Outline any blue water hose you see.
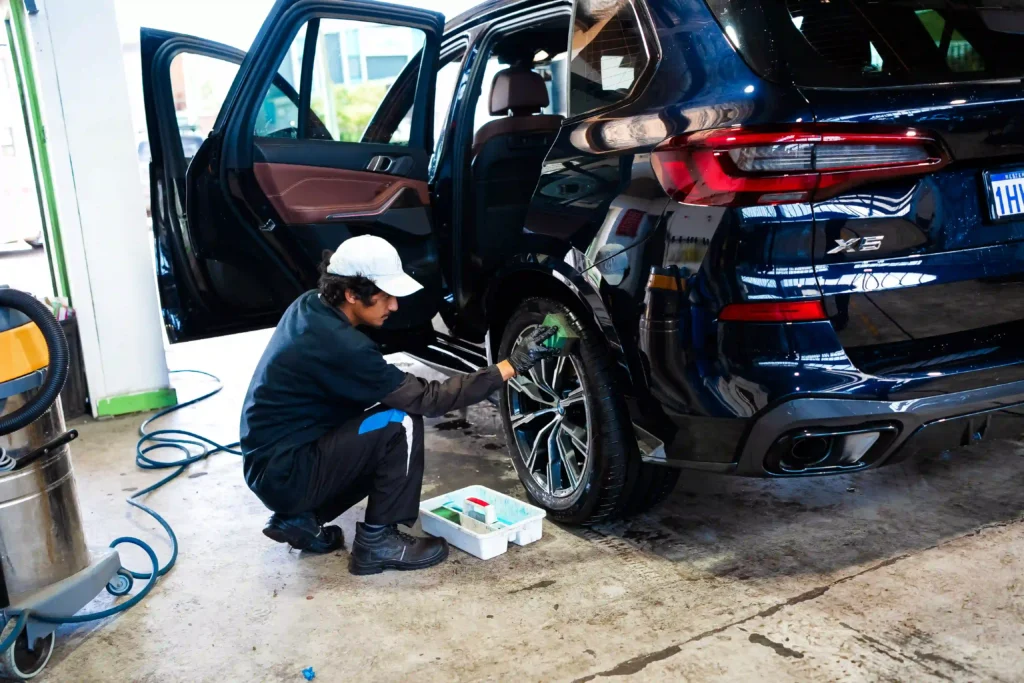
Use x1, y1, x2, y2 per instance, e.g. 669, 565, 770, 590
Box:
0, 370, 240, 652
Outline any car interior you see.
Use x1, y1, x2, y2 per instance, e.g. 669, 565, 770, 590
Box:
462, 19, 570, 287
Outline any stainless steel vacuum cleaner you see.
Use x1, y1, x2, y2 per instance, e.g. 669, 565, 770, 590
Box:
0, 287, 129, 680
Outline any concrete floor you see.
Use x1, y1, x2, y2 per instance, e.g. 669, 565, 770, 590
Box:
36, 330, 1024, 681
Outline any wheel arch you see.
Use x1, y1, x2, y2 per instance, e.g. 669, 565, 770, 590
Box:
483, 255, 643, 396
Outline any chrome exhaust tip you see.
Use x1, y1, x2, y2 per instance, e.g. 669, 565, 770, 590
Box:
766, 424, 899, 475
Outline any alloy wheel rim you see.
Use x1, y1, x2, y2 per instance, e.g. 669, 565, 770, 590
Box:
507, 327, 592, 498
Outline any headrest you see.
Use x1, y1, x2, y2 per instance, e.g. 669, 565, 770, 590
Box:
489, 68, 550, 116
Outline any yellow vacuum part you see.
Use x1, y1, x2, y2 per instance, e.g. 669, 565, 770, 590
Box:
0, 322, 49, 384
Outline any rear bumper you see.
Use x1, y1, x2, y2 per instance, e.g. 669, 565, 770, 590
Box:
657, 379, 1024, 476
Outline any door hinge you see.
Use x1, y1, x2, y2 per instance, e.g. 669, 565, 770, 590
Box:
259, 219, 276, 232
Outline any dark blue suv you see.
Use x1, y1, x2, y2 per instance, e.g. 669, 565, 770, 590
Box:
141, 0, 1024, 525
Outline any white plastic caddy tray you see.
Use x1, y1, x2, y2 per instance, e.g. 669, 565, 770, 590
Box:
420, 485, 546, 560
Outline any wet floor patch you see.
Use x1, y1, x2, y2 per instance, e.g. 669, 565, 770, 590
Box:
567, 443, 1024, 582
435, 419, 471, 431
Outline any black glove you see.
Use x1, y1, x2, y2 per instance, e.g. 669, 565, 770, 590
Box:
508, 326, 560, 376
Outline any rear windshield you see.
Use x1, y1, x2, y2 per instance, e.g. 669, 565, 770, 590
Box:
706, 0, 1024, 87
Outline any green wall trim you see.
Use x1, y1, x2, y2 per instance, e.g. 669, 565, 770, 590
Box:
96, 388, 178, 417
5, 17, 55, 296
8, 0, 72, 302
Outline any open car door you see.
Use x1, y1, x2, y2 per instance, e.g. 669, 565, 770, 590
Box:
141, 1, 445, 345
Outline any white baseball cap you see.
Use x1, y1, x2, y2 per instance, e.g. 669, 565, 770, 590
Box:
326, 235, 424, 297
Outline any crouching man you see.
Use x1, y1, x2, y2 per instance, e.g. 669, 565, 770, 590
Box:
240, 235, 557, 574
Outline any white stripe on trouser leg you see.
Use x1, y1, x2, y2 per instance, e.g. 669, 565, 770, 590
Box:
402, 415, 414, 476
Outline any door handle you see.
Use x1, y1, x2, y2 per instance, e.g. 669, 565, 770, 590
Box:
366, 155, 413, 176
367, 155, 395, 173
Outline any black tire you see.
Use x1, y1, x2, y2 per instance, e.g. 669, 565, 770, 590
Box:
621, 463, 680, 517
498, 298, 631, 525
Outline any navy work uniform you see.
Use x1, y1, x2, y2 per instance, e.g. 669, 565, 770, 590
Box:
240, 290, 503, 528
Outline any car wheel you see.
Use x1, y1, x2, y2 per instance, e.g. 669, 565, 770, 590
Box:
498, 298, 631, 525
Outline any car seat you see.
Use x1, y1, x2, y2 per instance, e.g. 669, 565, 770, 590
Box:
470, 67, 563, 275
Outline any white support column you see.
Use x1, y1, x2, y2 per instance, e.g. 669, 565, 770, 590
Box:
21, 0, 174, 416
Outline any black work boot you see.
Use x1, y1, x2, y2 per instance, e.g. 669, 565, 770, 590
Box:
263, 512, 344, 553
349, 523, 449, 575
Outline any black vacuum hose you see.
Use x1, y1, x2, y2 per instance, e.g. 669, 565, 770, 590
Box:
0, 288, 69, 436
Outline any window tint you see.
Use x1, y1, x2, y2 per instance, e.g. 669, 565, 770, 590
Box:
707, 0, 1024, 87
569, 0, 648, 117
915, 9, 985, 73
254, 83, 300, 138
254, 18, 426, 144
254, 24, 304, 138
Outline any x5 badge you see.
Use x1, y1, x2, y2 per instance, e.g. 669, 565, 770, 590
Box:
828, 236, 884, 254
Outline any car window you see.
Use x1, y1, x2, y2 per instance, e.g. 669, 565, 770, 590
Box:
430, 51, 466, 151
254, 83, 300, 138
385, 49, 466, 150
167, 52, 238, 151
181, 135, 204, 162
141, 51, 238, 213
569, 0, 649, 117
706, 0, 1024, 87
915, 9, 984, 73
255, 18, 426, 145
473, 56, 507, 132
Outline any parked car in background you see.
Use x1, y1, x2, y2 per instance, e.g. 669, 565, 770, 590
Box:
142, 0, 1024, 524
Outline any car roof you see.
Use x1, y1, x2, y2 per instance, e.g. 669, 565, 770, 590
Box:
446, 0, 569, 35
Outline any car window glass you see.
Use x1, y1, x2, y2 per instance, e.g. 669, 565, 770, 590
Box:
167, 52, 239, 156
430, 51, 466, 149
538, 50, 568, 118
310, 19, 425, 143
389, 51, 465, 150
706, 0, 1021, 87
914, 9, 985, 73
255, 18, 427, 144
141, 51, 238, 215
569, 0, 648, 117
254, 83, 300, 138
473, 55, 506, 132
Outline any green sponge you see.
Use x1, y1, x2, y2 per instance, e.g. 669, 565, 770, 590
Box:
431, 506, 461, 523
541, 313, 579, 356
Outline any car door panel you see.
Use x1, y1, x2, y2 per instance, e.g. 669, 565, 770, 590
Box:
142, 29, 301, 342
249, 156, 443, 333
252, 163, 430, 226
143, 1, 446, 343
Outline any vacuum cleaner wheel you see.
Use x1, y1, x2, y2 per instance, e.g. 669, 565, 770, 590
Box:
0, 627, 54, 681
106, 569, 134, 597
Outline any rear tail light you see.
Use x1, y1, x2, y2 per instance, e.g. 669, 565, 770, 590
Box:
719, 301, 827, 323
651, 125, 949, 207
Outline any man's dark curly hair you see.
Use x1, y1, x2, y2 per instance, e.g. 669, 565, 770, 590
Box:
318, 249, 382, 308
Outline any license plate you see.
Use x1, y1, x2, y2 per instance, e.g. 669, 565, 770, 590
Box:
985, 169, 1024, 221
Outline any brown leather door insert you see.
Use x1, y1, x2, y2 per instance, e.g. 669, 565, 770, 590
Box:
253, 162, 429, 224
